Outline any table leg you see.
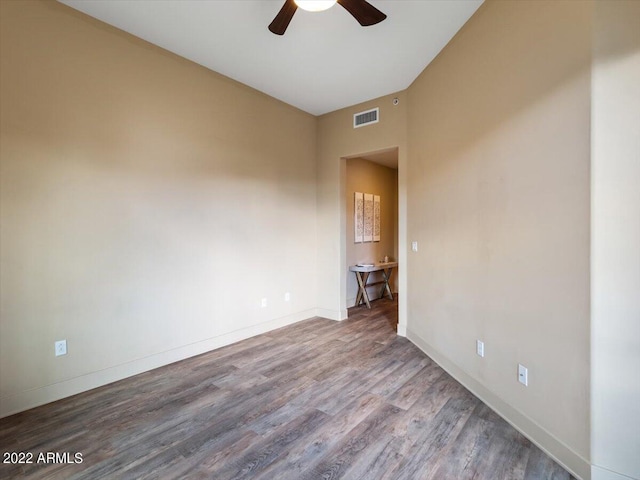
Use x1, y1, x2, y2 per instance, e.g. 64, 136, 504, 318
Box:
355, 272, 364, 306
379, 268, 394, 300
355, 271, 372, 308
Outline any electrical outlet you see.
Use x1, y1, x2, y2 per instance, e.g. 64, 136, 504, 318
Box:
261, 298, 268, 308
55, 340, 67, 357
518, 364, 528, 386
476, 340, 484, 357
284, 292, 290, 302
411, 241, 418, 252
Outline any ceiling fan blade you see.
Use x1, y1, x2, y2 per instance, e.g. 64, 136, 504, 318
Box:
269, 0, 298, 35
337, 0, 386, 26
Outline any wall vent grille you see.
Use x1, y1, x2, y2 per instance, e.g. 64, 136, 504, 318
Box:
353, 108, 379, 128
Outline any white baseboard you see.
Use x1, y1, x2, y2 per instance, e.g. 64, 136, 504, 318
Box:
0, 309, 317, 419
406, 328, 590, 480
316, 308, 347, 321
396, 323, 407, 337
592, 465, 639, 480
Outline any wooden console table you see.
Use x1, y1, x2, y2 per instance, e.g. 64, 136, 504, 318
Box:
349, 262, 398, 309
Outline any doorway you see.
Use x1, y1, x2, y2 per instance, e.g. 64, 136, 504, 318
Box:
344, 147, 399, 330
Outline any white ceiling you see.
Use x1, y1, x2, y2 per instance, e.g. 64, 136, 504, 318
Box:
58, 0, 483, 116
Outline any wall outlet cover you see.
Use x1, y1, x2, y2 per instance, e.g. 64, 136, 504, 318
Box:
518, 364, 528, 386
55, 340, 67, 357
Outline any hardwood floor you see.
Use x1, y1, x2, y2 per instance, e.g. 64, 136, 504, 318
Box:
0, 299, 574, 479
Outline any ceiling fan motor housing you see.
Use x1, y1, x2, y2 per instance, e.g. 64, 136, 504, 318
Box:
269, 0, 387, 35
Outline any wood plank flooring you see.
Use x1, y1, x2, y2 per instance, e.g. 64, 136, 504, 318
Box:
0, 299, 575, 479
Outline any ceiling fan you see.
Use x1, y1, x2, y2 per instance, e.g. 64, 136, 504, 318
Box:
269, 0, 387, 35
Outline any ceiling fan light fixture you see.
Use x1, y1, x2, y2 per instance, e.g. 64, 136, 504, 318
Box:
294, 0, 337, 12
270, 0, 386, 35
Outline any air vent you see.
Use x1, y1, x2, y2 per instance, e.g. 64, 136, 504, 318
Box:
353, 107, 379, 128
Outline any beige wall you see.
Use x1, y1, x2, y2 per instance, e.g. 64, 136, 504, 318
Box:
406, 1, 592, 477
591, 2, 640, 479
316, 93, 407, 323
346, 157, 398, 305
0, 0, 317, 417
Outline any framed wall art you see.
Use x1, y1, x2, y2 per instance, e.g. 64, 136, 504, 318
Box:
354, 192, 364, 243
364, 193, 374, 242
373, 195, 380, 242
